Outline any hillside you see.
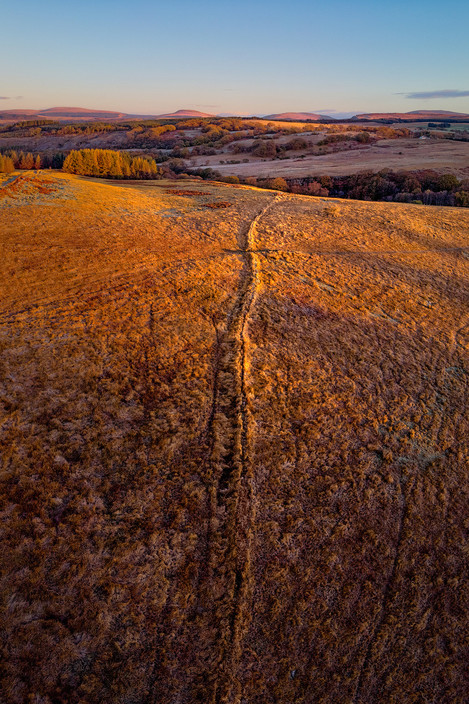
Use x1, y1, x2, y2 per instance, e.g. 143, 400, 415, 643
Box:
206, 135, 469, 178
0, 107, 129, 122
2, 106, 469, 125
156, 109, 215, 118
0, 107, 214, 123
0, 172, 468, 704
39, 107, 128, 118
4, 114, 468, 187
264, 112, 331, 121
355, 110, 469, 121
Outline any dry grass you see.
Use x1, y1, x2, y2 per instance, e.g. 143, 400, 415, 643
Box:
1, 172, 468, 704
199, 137, 469, 178
0, 172, 60, 201
203, 201, 232, 209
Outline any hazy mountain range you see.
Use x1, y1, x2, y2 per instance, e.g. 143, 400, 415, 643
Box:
1, 106, 469, 123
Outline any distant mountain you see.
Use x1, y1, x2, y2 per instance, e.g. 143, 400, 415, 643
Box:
354, 110, 469, 121
264, 112, 333, 121
0, 106, 134, 122
0, 107, 215, 123
153, 109, 215, 119
0, 109, 39, 116
39, 107, 127, 118
3, 106, 468, 125
407, 110, 469, 116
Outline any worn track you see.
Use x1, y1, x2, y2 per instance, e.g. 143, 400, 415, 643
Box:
196, 196, 280, 704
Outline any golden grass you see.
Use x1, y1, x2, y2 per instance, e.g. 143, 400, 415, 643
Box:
1, 172, 468, 704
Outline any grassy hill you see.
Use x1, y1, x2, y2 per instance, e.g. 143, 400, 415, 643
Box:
1, 172, 468, 704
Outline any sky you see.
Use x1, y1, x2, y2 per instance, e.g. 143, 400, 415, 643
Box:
2, 0, 469, 116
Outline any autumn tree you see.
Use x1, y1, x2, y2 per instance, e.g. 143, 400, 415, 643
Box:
263, 177, 288, 191
19, 152, 34, 169
252, 140, 278, 158
62, 149, 161, 180
0, 154, 14, 172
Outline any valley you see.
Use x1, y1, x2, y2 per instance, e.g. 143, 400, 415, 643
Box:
2, 113, 468, 208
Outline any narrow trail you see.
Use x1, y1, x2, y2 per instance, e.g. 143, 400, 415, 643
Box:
145, 197, 279, 704
198, 195, 280, 704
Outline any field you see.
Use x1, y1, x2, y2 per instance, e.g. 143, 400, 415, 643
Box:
1, 171, 468, 704
387, 122, 469, 131
194, 137, 469, 178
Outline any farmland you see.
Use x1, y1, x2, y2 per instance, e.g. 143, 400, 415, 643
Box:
1, 172, 468, 704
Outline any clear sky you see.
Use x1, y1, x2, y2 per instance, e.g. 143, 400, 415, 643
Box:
2, 0, 469, 116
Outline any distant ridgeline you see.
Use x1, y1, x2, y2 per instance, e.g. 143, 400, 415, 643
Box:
63, 149, 161, 179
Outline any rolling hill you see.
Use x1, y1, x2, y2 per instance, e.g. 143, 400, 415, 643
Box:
38, 107, 128, 119
354, 109, 469, 121
0, 107, 129, 122
0, 107, 215, 123
3, 106, 469, 125
265, 112, 333, 121
155, 109, 215, 118
0, 172, 468, 704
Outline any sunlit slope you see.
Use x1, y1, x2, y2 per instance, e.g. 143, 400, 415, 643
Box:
245, 199, 468, 703
0, 172, 268, 311
1, 173, 468, 704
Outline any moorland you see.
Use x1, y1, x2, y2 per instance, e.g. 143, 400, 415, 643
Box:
1, 112, 469, 207
1, 170, 468, 703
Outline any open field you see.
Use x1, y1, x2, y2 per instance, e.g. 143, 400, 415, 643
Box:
193, 137, 469, 178
1, 172, 468, 704
387, 122, 469, 131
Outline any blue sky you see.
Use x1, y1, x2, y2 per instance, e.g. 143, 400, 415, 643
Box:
2, 0, 469, 115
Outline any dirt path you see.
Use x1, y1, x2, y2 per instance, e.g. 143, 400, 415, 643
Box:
196, 195, 280, 704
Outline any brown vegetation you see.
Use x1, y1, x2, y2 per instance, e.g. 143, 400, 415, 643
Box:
2, 115, 468, 200
207, 137, 469, 179
0, 172, 59, 201
203, 200, 232, 209
165, 188, 206, 196
1, 173, 468, 703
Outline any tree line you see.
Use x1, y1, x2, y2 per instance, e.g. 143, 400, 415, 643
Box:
63, 149, 161, 179
0, 150, 65, 172
0, 148, 160, 180
188, 167, 469, 207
